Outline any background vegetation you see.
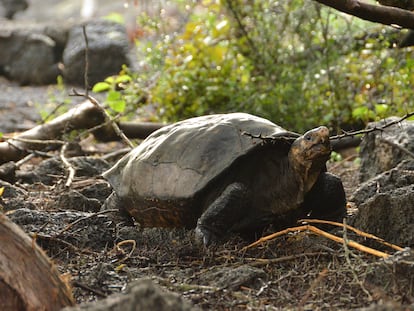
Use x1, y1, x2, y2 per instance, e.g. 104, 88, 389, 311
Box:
95, 0, 414, 133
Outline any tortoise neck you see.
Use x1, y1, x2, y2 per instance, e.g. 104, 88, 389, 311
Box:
288, 151, 324, 194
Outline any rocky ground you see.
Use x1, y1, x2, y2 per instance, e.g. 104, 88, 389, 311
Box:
1, 1, 414, 310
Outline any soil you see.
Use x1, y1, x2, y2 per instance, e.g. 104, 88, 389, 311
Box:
1, 141, 414, 310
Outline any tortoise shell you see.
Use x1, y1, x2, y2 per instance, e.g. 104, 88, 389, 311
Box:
104, 113, 298, 202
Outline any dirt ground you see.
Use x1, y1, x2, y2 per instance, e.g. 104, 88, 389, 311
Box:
1, 135, 413, 310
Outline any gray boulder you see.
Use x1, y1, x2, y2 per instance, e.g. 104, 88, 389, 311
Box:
0, 0, 27, 19
0, 21, 68, 84
62, 279, 198, 311
63, 19, 130, 85
351, 160, 414, 246
196, 265, 267, 290
351, 117, 414, 247
359, 117, 414, 182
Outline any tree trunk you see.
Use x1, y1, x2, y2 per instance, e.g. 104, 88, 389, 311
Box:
314, 0, 414, 29
0, 213, 74, 311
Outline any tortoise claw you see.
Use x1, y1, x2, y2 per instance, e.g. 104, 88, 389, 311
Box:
195, 225, 217, 246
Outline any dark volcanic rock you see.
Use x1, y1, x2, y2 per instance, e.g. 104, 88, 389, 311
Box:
63, 19, 130, 85
359, 117, 414, 182
8, 208, 117, 249
0, 0, 28, 19
352, 160, 414, 205
352, 117, 414, 248
197, 265, 267, 290
351, 160, 414, 246
0, 21, 69, 84
17, 156, 110, 185
62, 279, 198, 311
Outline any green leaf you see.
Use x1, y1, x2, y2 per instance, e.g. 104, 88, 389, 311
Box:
108, 100, 126, 113
104, 76, 115, 84
92, 82, 111, 92
115, 74, 132, 84
107, 90, 121, 101
104, 13, 125, 24
106, 91, 126, 113
375, 104, 388, 115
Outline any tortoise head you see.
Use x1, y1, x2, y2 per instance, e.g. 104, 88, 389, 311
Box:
289, 126, 331, 172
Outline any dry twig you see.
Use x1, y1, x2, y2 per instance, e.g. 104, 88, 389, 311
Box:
242, 224, 392, 258
70, 89, 134, 149
330, 111, 414, 140
114, 239, 137, 264
246, 252, 331, 267
55, 209, 118, 237
298, 268, 329, 307
341, 218, 373, 300
60, 143, 76, 188
299, 219, 404, 251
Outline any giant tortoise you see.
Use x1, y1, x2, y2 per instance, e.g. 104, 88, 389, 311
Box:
103, 113, 346, 245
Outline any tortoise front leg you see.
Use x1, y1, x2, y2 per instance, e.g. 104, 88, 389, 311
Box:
195, 182, 250, 246
301, 172, 347, 222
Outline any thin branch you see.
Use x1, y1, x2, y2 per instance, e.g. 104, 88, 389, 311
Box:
60, 143, 76, 188
70, 89, 134, 149
330, 111, 414, 140
299, 219, 404, 251
82, 24, 90, 95
223, 0, 260, 60
246, 252, 331, 267
341, 218, 373, 300
298, 268, 329, 307
242, 224, 392, 258
55, 209, 119, 237
114, 239, 137, 264
2, 136, 66, 146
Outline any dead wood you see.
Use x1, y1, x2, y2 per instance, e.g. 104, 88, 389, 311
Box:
331, 112, 414, 140
242, 223, 396, 258
0, 99, 165, 164
314, 0, 414, 29
92, 121, 166, 141
0, 213, 74, 311
0, 101, 105, 164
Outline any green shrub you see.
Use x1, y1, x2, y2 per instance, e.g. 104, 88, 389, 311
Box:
94, 0, 414, 132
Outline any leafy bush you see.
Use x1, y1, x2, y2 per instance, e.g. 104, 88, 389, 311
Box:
94, 0, 414, 132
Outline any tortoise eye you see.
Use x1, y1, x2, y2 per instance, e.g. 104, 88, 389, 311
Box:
304, 134, 312, 141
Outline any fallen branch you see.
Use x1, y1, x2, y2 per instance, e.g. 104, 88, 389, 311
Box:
242, 224, 393, 258
0, 101, 105, 164
93, 121, 166, 142
299, 219, 404, 251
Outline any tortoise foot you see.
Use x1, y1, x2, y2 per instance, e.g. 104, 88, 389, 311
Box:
195, 225, 220, 246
